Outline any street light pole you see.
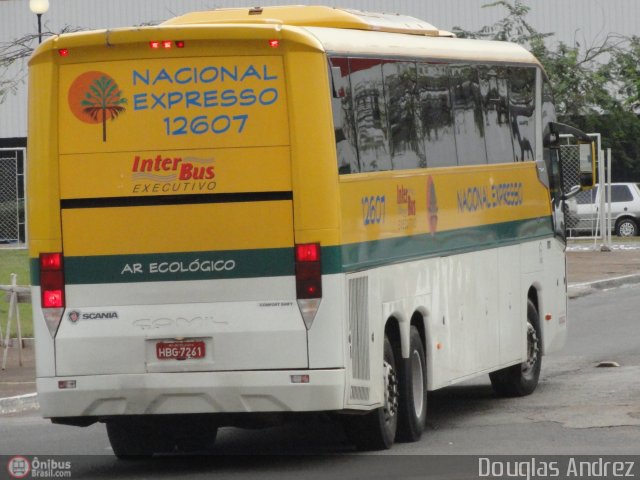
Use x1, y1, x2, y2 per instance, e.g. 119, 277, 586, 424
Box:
37, 13, 43, 44
29, 0, 50, 44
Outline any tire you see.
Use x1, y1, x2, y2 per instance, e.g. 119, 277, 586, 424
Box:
107, 416, 218, 458
489, 300, 541, 397
397, 326, 427, 442
173, 422, 218, 454
616, 218, 638, 237
106, 420, 156, 459
343, 335, 399, 451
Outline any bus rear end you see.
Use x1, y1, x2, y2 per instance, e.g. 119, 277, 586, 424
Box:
28, 23, 344, 453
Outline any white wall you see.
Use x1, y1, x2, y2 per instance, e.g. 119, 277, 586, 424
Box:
1, 0, 638, 139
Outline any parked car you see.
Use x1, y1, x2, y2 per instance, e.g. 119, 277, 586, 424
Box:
566, 183, 640, 237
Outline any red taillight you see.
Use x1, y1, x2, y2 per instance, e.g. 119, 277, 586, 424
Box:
41, 252, 62, 270
295, 243, 321, 299
296, 243, 320, 262
40, 253, 65, 308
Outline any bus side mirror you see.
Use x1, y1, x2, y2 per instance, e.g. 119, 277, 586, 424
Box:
562, 185, 581, 200
578, 141, 596, 188
548, 122, 596, 194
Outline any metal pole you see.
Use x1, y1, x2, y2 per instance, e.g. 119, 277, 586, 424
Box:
37, 13, 42, 44
598, 144, 606, 247
607, 148, 612, 246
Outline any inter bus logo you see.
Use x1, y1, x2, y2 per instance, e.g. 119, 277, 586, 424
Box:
68, 71, 128, 142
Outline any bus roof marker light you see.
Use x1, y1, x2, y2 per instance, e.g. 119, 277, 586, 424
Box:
268, 39, 280, 48
149, 41, 160, 49
175, 40, 185, 48
58, 48, 69, 57
162, 40, 172, 49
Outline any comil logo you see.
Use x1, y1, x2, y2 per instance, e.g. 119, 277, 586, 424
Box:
68, 71, 128, 142
7, 456, 30, 479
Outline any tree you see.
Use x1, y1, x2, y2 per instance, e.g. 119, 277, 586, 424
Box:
81, 75, 127, 142
0, 26, 81, 103
609, 36, 640, 112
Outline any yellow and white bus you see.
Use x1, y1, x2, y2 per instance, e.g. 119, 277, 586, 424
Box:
28, 6, 594, 454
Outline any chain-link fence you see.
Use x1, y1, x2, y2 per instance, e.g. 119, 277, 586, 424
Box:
0, 148, 26, 246
560, 144, 581, 231
560, 144, 581, 192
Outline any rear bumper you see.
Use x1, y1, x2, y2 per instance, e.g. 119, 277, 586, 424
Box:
37, 369, 346, 418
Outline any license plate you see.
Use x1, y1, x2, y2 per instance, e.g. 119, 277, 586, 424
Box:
156, 340, 205, 360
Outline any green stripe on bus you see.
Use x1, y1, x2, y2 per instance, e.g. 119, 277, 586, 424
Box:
31, 216, 553, 285
31, 248, 295, 286
338, 216, 554, 272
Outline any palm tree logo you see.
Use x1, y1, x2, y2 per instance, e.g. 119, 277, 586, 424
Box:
68, 71, 127, 142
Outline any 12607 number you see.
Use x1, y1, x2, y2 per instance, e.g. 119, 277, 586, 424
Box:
163, 114, 248, 136
362, 195, 386, 225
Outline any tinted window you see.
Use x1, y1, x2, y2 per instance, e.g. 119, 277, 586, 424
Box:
508, 68, 536, 161
383, 61, 425, 169
479, 66, 514, 164
611, 185, 633, 202
541, 78, 558, 193
350, 58, 391, 172
450, 65, 487, 165
329, 57, 540, 174
330, 57, 359, 174
417, 63, 457, 168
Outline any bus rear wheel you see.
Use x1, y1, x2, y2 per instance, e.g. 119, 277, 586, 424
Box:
489, 300, 541, 397
106, 419, 158, 459
106, 416, 218, 458
343, 335, 398, 450
397, 326, 427, 442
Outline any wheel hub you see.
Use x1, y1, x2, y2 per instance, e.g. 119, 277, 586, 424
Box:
383, 361, 399, 422
522, 321, 539, 375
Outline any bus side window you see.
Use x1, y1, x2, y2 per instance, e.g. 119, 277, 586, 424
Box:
350, 58, 392, 172
382, 61, 425, 170
541, 77, 558, 193
329, 57, 360, 174
508, 67, 536, 161
479, 66, 515, 164
450, 64, 487, 165
417, 63, 457, 168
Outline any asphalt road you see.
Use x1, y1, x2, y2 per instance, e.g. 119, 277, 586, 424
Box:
1, 285, 639, 478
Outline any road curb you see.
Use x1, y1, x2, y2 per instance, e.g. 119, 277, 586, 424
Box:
568, 273, 640, 298
0, 392, 39, 415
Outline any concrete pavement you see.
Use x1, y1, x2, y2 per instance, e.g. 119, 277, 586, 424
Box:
2, 241, 640, 415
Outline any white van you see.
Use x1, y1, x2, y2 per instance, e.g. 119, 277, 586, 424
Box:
566, 183, 640, 236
